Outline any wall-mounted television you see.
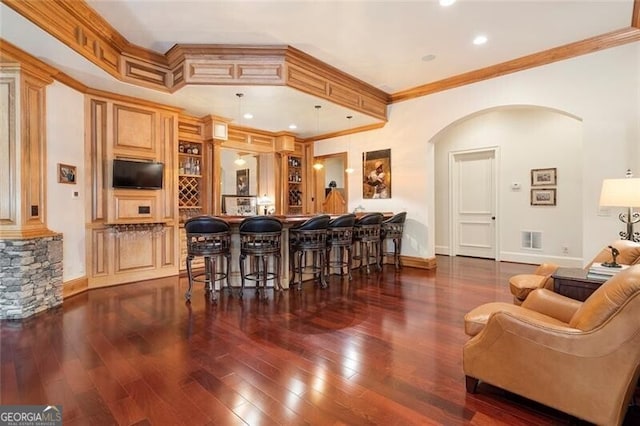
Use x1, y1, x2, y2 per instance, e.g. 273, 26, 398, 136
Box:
112, 159, 164, 190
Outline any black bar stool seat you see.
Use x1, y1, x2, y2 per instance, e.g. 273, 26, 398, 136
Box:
289, 214, 331, 290
352, 212, 384, 275
325, 213, 356, 280
239, 216, 283, 298
380, 212, 407, 269
184, 216, 231, 302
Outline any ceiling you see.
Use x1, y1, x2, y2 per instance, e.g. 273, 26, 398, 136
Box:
0, 0, 636, 138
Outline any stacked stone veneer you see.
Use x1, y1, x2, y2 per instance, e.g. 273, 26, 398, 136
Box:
0, 235, 63, 320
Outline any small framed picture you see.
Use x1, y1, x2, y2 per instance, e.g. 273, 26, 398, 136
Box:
58, 163, 77, 184
531, 168, 557, 186
222, 195, 257, 216
531, 188, 556, 206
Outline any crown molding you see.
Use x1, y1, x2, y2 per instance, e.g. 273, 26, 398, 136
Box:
3, 0, 388, 121
302, 122, 387, 143
390, 27, 640, 104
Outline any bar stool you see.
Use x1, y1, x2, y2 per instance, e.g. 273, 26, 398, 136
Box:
289, 214, 331, 290
352, 212, 384, 274
184, 216, 231, 302
325, 213, 356, 281
238, 216, 283, 298
380, 212, 407, 269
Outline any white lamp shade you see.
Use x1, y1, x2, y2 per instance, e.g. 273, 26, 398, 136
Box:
599, 178, 640, 207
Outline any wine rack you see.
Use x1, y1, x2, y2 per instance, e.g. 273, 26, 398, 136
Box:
287, 155, 303, 214
178, 140, 203, 222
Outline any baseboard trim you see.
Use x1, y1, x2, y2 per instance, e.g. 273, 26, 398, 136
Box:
401, 255, 437, 269
500, 251, 583, 268
63, 276, 89, 299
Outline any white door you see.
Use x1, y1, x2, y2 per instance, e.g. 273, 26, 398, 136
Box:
452, 150, 497, 259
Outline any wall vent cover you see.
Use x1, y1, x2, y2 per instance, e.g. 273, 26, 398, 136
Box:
521, 230, 542, 250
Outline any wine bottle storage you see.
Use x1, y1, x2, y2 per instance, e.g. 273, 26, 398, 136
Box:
178, 140, 203, 221
287, 155, 303, 213
178, 176, 200, 207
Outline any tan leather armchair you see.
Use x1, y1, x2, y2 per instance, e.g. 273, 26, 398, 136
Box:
508, 240, 640, 305
463, 265, 640, 426
508, 262, 559, 305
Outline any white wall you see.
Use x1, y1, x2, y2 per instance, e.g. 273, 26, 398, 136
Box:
433, 107, 583, 266
46, 81, 85, 281
315, 42, 640, 264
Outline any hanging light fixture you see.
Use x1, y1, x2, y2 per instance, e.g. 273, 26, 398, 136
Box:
234, 93, 247, 166
345, 115, 355, 174
313, 105, 324, 170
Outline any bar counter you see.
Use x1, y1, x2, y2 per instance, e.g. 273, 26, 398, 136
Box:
185, 212, 393, 292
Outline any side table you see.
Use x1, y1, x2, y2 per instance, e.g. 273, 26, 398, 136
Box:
552, 267, 606, 302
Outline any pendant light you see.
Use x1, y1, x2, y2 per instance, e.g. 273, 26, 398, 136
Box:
234, 93, 247, 166
312, 105, 324, 170
345, 115, 355, 174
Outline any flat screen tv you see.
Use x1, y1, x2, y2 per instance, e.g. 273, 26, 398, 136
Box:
112, 159, 164, 190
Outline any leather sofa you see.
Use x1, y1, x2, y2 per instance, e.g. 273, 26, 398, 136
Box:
509, 239, 640, 305
463, 264, 640, 425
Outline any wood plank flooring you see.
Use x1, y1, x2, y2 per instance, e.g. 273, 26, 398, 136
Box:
1, 255, 638, 425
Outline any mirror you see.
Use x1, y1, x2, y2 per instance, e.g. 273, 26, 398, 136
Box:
220, 148, 258, 196
313, 152, 349, 214
220, 148, 276, 214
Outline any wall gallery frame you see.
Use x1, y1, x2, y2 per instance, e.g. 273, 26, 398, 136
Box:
531, 168, 557, 186
531, 188, 556, 206
362, 149, 391, 199
58, 163, 76, 184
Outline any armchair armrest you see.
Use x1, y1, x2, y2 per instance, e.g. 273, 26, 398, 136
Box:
521, 288, 582, 323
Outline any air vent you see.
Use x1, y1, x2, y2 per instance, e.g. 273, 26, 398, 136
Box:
521, 230, 542, 250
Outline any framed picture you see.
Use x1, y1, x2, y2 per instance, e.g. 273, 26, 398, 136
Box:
58, 163, 77, 184
531, 168, 557, 186
222, 195, 257, 216
362, 149, 391, 199
236, 168, 249, 195
531, 188, 556, 206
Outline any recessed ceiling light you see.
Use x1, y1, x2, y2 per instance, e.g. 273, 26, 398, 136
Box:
439, 0, 456, 6
422, 54, 436, 62
243, 113, 253, 119
473, 35, 488, 45
288, 124, 297, 130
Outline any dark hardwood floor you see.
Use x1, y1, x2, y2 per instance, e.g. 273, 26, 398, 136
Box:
1, 255, 638, 425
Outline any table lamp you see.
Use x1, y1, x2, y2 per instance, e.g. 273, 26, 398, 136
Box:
257, 194, 272, 215
599, 169, 640, 242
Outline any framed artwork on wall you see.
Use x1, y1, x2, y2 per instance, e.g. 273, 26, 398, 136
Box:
222, 195, 257, 216
531, 168, 557, 186
362, 149, 391, 199
531, 188, 556, 206
236, 169, 249, 195
58, 163, 77, 184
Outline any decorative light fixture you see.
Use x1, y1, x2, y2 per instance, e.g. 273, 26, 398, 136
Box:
345, 115, 355, 174
312, 105, 324, 170
599, 169, 640, 242
234, 155, 246, 166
